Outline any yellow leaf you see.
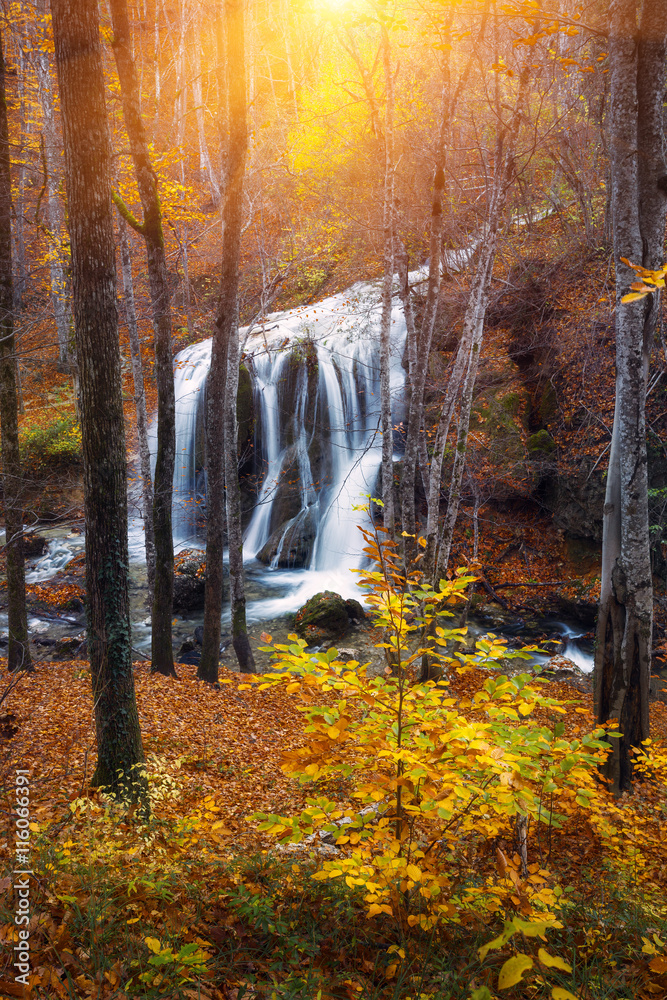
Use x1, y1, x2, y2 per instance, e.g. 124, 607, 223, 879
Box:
406, 864, 422, 881
144, 937, 162, 954
552, 990, 579, 1000
538, 948, 572, 972
126, 917, 140, 924
498, 954, 533, 989
621, 291, 649, 302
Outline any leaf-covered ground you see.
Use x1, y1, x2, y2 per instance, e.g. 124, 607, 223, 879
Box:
2, 657, 667, 1000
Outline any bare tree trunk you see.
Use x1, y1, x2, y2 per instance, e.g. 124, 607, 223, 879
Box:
119, 218, 156, 602
433, 236, 497, 582
380, 23, 395, 534
13, 36, 27, 312
51, 0, 146, 803
191, 16, 220, 203
594, 0, 666, 793
33, 0, 73, 368
400, 165, 444, 541
110, 0, 176, 678
0, 26, 30, 674
200, 0, 255, 680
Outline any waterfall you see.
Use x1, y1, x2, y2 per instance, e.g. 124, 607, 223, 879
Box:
168, 278, 407, 605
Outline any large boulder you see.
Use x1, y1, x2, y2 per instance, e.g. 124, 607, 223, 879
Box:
257, 506, 319, 568
173, 549, 207, 613
295, 591, 350, 643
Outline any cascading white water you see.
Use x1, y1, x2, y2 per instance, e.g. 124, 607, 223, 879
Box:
167, 278, 407, 611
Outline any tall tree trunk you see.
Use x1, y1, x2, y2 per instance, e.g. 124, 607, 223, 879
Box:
51, 0, 146, 803
33, 0, 73, 368
13, 34, 27, 313
110, 0, 176, 678
200, 0, 255, 680
400, 165, 444, 542
191, 16, 219, 203
0, 26, 31, 674
118, 218, 156, 601
379, 23, 395, 534
594, 0, 667, 793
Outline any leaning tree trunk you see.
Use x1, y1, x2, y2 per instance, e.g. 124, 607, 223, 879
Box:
200, 0, 255, 680
425, 66, 529, 585
51, 0, 146, 803
594, 0, 667, 793
110, 0, 176, 678
0, 26, 30, 674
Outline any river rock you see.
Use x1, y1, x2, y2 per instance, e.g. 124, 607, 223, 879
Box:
257, 506, 319, 568
23, 533, 48, 558
538, 654, 591, 691
176, 639, 201, 666
49, 635, 88, 660
173, 549, 207, 613
295, 591, 350, 643
344, 599, 366, 623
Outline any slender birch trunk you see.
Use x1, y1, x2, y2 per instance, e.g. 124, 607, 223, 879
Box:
0, 26, 30, 674
594, 0, 667, 793
379, 23, 395, 534
400, 165, 444, 541
34, 0, 73, 368
200, 0, 255, 680
13, 38, 26, 312
110, 0, 176, 678
118, 218, 156, 601
191, 14, 219, 203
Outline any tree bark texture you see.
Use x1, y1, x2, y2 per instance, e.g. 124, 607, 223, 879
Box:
109, 0, 176, 677
51, 0, 146, 801
200, 0, 255, 680
0, 26, 31, 673
594, 0, 667, 793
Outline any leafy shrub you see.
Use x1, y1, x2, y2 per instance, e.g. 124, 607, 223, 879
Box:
20, 409, 82, 473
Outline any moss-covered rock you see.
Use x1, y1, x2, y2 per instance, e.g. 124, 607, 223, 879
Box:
294, 590, 350, 643
527, 429, 556, 456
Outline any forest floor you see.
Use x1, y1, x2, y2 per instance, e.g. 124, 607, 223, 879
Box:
2, 647, 667, 999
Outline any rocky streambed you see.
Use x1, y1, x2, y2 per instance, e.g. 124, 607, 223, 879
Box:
0, 530, 609, 698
